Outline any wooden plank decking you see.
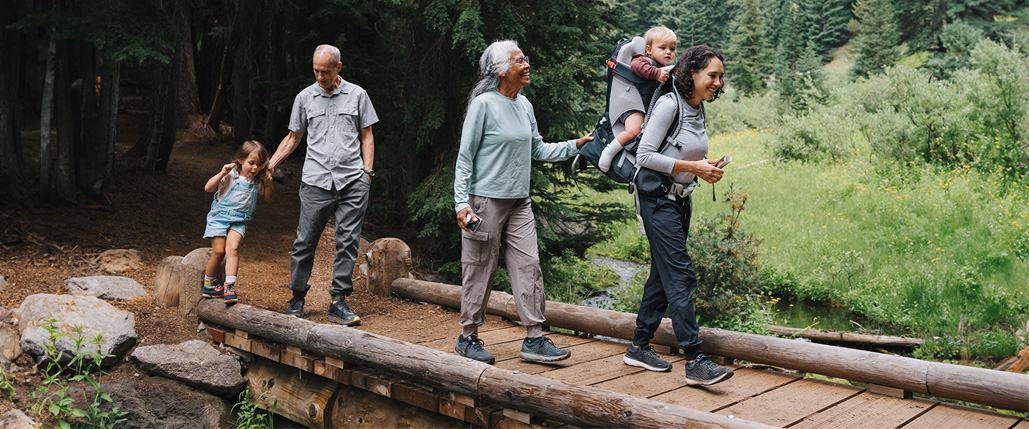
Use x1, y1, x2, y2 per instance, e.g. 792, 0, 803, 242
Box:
352, 309, 1028, 429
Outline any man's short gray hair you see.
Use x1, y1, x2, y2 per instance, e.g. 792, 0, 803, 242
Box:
314, 44, 341, 66
468, 40, 520, 106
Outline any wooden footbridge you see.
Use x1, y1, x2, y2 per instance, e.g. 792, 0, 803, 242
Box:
196, 279, 1029, 428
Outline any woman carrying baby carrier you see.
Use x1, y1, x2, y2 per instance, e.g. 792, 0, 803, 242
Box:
621, 45, 734, 386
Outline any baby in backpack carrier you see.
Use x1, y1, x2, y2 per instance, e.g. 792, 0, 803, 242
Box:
599, 26, 677, 172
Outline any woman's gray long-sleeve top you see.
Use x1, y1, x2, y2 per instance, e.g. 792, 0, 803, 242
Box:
635, 92, 709, 185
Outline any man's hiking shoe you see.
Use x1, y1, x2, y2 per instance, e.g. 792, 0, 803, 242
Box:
285, 296, 305, 318
623, 343, 672, 372
201, 280, 223, 298
222, 283, 238, 304
684, 355, 733, 386
327, 299, 360, 326
519, 335, 570, 362
455, 334, 495, 364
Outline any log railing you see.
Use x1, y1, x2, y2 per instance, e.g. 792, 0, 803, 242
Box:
196, 299, 772, 428
391, 278, 1029, 413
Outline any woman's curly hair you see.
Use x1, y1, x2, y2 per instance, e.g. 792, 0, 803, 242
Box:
671, 45, 725, 103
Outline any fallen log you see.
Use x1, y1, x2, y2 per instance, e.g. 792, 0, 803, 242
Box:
196, 300, 772, 428
767, 325, 924, 347
390, 278, 1029, 413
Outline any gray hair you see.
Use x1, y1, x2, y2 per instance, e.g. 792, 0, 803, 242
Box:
468, 40, 520, 106
314, 44, 341, 66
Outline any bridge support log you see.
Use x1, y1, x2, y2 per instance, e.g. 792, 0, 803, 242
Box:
390, 278, 1029, 413
196, 300, 772, 428
248, 357, 341, 428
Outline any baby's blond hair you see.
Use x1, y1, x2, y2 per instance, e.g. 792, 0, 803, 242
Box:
644, 26, 676, 47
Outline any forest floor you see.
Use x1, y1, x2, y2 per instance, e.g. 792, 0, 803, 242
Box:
0, 113, 445, 425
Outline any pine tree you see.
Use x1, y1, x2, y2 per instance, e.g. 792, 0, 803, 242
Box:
802, 0, 851, 62
774, 1, 805, 111
849, 0, 901, 78
728, 0, 769, 96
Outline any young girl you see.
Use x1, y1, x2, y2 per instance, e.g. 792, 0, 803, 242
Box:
201, 140, 274, 304
599, 26, 677, 172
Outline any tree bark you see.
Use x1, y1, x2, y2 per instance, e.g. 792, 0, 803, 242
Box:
0, 54, 17, 183
172, 1, 200, 128
40, 35, 56, 199
77, 40, 104, 198
206, 0, 251, 131
54, 37, 78, 201
98, 54, 120, 179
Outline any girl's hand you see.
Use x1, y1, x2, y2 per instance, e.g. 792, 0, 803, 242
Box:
221, 163, 235, 175
658, 69, 670, 83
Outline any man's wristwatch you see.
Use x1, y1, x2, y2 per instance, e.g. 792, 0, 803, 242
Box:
363, 169, 375, 177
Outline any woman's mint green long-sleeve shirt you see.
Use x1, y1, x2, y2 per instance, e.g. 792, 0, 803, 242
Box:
454, 91, 578, 213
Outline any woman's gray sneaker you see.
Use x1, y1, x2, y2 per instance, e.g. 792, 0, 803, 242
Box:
455, 335, 495, 364
623, 343, 672, 372
519, 335, 571, 362
684, 355, 734, 385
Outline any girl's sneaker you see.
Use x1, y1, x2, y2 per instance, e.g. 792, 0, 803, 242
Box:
201, 280, 224, 298
223, 283, 238, 304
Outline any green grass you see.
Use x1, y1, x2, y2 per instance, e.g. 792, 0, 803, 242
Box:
585, 128, 1029, 358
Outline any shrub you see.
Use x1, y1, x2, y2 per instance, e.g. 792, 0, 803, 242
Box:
706, 89, 780, 136
773, 103, 856, 162
688, 189, 767, 331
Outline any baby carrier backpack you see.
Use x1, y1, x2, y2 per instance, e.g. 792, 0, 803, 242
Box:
573, 37, 665, 183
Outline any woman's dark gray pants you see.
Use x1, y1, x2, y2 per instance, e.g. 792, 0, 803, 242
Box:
289, 178, 369, 300
634, 194, 703, 361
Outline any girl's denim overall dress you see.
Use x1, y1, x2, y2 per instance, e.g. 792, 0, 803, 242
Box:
204, 169, 259, 238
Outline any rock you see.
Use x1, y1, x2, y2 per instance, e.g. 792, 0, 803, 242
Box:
0, 354, 17, 373
0, 409, 37, 429
71, 377, 231, 429
130, 340, 246, 397
154, 256, 184, 307
65, 276, 147, 301
97, 249, 142, 273
180, 248, 215, 323
0, 274, 8, 289
0, 311, 21, 362
15, 294, 137, 369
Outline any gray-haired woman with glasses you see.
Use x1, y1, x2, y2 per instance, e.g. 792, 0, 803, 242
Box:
452, 40, 592, 364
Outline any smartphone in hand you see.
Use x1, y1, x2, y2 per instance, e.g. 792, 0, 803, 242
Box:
465, 214, 481, 232
715, 155, 732, 168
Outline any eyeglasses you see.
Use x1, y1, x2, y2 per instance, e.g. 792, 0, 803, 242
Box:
513, 56, 530, 66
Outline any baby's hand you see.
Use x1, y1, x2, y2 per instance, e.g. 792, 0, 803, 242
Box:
221, 163, 235, 174
658, 69, 670, 83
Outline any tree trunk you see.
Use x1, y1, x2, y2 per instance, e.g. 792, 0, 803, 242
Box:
54, 38, 78, 201
98, 54, 120, 179
0, 54, 17, 183
40, 35, 56, 199
77, 40, 104, 198
206, 0, 251, 131
173, 1, 200, 128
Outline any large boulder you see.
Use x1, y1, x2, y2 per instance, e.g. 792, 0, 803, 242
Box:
15, 294, 137, 369
70, 377, 231, 429
0, 410, 37, 429
96, 249, 141, 273
130, 340, 245, 397
65, 276, 147, 301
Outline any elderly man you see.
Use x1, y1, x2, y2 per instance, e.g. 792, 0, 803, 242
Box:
267, 44, 377, 325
